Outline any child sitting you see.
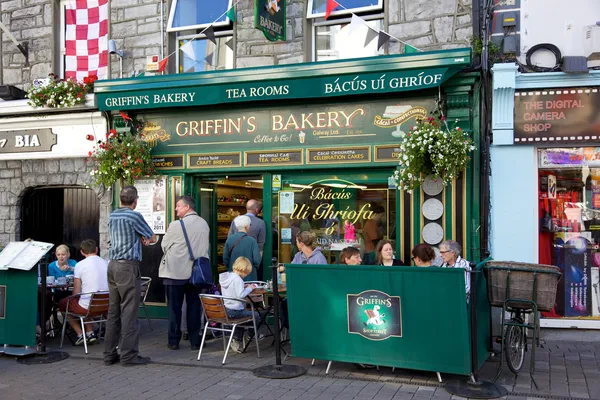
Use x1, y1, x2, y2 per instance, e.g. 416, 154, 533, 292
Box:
218, 256, 259, 353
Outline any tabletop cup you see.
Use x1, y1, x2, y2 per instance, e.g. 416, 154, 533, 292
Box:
57, 277, 67, 285
46, 276, 55, 285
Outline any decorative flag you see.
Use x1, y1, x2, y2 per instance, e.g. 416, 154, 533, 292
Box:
344, 14, 365, 36
405, 44, 419, 54
64, 0, 109, 80
364, 27, 378, 47
225, 38, 234, 50
157, 56, 168, 72
203, 25, 217, 45
180, 41, 196, 61
205, 52, 214, 66
226, 6, 236, 22
377, 31, 391, 50
325, 0, 339, 20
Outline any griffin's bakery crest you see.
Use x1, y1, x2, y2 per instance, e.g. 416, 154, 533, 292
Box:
347, 290, 402, 340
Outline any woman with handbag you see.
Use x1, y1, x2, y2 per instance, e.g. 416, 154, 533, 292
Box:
223, 215, 261, 281
160, 195, 210, 351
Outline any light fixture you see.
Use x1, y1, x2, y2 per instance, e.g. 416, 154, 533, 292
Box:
322, 183, 367, 189
108, 39, 124, 78
289, 184, 313, 189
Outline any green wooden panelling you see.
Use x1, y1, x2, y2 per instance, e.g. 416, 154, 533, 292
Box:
286, 263, 488, 375
0, 269, 37, 347
262, 173, 273, 281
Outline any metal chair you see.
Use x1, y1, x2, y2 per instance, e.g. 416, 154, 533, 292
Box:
197, 294, 260, 365
59, 291, 110, 354
140, 277, 152, 330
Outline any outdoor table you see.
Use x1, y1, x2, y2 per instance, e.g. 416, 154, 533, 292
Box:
243, 285, 288, 354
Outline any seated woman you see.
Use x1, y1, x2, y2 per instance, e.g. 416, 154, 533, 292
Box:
291, 231, 327, 264
439, 240, 472, 299
48, 244, 76, 278
411, 243, 435, 267
374, 240, 404, 266
339, 247, 362, 265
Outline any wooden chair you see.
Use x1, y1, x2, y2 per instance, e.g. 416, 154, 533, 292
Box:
197, 294, 260, 365
140, 277, 152, 330
59, 291, 110, 354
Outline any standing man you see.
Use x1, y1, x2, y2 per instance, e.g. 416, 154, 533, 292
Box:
104, 186, 156, 367
159, 195, 209, 351
229, 199, 265, 276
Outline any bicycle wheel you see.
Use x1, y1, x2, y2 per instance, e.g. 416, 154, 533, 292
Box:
505, 323, 525, 373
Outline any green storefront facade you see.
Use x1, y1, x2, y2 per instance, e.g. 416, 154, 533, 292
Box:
94, 48, 482, 311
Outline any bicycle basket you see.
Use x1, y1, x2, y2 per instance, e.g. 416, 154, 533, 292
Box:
485, 261, 561, 311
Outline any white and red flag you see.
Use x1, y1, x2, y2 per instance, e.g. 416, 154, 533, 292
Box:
64, 0, 109, 80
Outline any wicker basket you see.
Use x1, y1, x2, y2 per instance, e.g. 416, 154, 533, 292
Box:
485, 261, 561, 311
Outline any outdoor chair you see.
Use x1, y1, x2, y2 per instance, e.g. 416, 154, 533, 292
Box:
197, 294, 260, 365
140, 277, 153, 330
59, 291, 110, 354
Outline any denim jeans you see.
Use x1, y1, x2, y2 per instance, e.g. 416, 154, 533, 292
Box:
225, 308, 259, 341
165, 283, 203, 347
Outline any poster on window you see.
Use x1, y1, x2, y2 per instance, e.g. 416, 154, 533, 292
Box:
134, 177, 167, 234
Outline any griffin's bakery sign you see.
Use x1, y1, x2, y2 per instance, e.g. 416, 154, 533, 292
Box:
514, 88, 600, 144
254, 0, 286, 42
347, 290, 402, 340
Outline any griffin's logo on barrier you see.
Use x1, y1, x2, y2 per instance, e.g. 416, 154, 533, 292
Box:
347, 290, 402, 340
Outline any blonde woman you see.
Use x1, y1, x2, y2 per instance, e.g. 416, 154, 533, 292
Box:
48, 244, 76, 278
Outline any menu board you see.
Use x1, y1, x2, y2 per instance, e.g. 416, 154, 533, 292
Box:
134, 177, 167, 234
0, 241, 54, 271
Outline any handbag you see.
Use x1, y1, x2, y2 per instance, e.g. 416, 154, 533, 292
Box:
180, 219, 213, 287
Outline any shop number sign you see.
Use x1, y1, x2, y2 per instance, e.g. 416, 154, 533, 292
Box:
347, 290, 402, 340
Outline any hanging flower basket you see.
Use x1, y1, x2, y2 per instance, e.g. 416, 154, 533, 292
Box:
27, 73, 96, 108
393, 113, 475, 192
88, 116, 156, 188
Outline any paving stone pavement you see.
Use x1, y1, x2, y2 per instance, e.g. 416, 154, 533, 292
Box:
1, 320, 598, 400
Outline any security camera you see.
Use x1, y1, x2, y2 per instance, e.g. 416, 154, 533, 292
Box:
108, 40, 123, 57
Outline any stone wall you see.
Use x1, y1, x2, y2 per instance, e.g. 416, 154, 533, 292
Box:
1, 0, 53, 89
0, 158, 111, 256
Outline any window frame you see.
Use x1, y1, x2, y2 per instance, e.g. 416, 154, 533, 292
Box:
306, 0, 383, 19
167, 0, 233, 33
175, 30, 234, 74
311, 13, 384, 62
58, 0, 68, 78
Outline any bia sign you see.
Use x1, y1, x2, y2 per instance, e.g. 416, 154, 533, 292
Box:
254, 0, 286, 42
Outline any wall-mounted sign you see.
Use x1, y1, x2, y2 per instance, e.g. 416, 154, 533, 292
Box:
306, 147, 371, 164
134, 178, 167, 234
0, 129, 57, 153
139, 98, 435, 157
188, 152, 242, 168
347, 290, 402, 340
374, 145, 402, 162
254, 0, 286, 42
0, 286, 5, 319
151, 155, 184, 170
514, 88, 600, 144
245, 149, 303, 166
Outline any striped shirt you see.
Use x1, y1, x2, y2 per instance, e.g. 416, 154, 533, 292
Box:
108, 207, 154, 261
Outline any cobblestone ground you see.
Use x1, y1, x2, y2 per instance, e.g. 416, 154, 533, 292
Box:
1, 320, 598, 400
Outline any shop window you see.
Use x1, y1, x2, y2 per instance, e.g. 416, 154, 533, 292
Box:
178, 36, 234, 73
307, 0, 383, 19
314, 18, 383, 62
167, 0, 233, 32
537, 147, 600, 321
273, 176, 397, 265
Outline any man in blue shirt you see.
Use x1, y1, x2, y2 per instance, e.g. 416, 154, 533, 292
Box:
103, 186, 156, 367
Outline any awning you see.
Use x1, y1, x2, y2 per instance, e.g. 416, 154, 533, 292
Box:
95, 48, 471, 111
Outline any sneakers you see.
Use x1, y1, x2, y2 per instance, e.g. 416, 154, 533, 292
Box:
86, 332, 98, 344
230, 340, 243, 354
75, 334, 85, 346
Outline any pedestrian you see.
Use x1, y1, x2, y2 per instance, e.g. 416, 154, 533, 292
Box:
103, 186, 156, 367
160, 195, 209, 351
224, 215, 261, 281
229, 199, 265, 278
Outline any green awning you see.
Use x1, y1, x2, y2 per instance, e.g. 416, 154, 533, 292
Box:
95, 48, 471, 111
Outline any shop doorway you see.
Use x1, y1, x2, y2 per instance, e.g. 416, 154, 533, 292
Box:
20, 187, 100, 262
194, 175, 264, 275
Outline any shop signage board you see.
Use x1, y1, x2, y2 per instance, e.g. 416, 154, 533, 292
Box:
134, 178, 167, 234
374, 145, 402, 162
140, 98, 435, 167
151, 155, 184, 170
254, 0, 286, 42
514, 88, 600, 144
0, 129, 57, 153
539, 147, 600, 168
347, 290, 402, 340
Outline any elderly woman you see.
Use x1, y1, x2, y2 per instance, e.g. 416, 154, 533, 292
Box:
439, 240, 472, 298
223, 215, 261, 281
411, 243, 435, 267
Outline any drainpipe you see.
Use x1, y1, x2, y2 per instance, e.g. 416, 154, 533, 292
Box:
160, 0, 165, 63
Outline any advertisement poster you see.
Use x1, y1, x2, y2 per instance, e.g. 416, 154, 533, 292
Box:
279, 191, 294, 214
135, 177, 167, 234
347, 290, 402, 340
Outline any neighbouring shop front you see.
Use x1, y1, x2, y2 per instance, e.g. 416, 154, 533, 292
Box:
491, 64, 600, 329
95, 49, 482, 313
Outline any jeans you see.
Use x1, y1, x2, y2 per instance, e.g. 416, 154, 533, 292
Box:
165, 283, 203, 347
225, 308, 259, 341
103, 260, 141, 363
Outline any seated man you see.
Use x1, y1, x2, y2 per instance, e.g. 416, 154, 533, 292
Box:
59, 239, 109, 345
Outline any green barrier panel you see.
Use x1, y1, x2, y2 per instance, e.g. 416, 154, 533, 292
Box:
286, 264, 489, 376
0, 269, 37, 347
